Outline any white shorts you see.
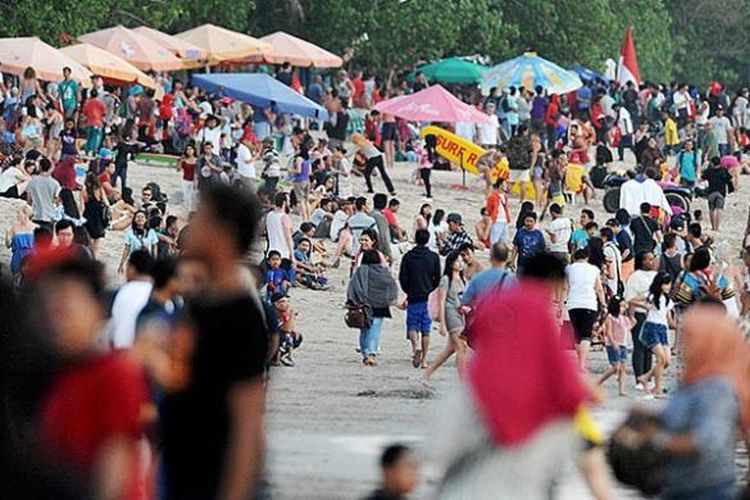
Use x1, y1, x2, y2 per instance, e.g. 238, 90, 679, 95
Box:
508, 169, 530, 182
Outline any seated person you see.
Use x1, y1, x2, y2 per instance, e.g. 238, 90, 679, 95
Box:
271, 291, 302, 367
310, 198, 335, 238
293, 222, 328, 257
294, 237, 329, 290
265, 250, 293, 302
98, 161, 119, 201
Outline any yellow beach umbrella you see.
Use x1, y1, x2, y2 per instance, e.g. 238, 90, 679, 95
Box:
79, 25, 184, 72
174, 24, 272, 64
60, 43, 156, 88
133, 26, 208, 69
0, 37, 92, 83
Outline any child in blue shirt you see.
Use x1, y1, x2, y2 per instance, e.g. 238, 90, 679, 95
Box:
265, 250, 293, 303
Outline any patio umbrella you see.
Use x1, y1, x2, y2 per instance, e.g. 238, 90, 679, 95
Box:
78, 25, 184, 72
175, 24, 272, 64
569, 66, 610, 85
248, 31, 342, 68
60, 43, 156, 88
374, 85, 489, 123
133, 26, 208, 69
0, 37, 92, 83
417, 57, 488, 85
191, 73, 328, 119
481, 52, 583, 95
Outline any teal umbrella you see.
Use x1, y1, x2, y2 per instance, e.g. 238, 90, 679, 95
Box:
416, 57, 488, 85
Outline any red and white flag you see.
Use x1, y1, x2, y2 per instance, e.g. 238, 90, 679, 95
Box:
617, 27, 641, 86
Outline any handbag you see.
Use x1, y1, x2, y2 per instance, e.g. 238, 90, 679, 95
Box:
607, 412, 665, 496
344, 301, 372, 329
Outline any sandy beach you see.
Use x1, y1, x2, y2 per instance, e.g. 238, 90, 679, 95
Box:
2, 156, 747, 499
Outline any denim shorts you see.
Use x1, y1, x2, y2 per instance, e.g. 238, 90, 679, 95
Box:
644, 322, 669, 349
406, 301, 431, 336
606, 345, 628, 365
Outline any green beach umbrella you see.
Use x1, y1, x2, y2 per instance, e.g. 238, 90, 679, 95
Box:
416, 57, 488, 85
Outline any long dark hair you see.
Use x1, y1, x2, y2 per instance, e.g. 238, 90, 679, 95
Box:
587, 237, 605, 269
59, 188, 80, 219
131, 209, 148, 237
432, 209, 445, 227
648, 272, 672, 309
360, 249, 381, 266
515, 201, 534, 229
443, 251, 464, 288
419, 203, 432, 226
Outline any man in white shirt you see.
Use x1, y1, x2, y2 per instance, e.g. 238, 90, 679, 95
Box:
619, 171, 672, 216
476, 102, 500, 148
672, 85, 691, 127
710, 105, 733, 156
110, 249, 154, 349
545, 202, 572, 262
235, 133, 257, 192
615, 103, 634, 162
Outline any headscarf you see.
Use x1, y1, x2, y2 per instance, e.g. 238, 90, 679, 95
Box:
467, 281, 587, 446
681, 305, 750, 432
514, 201, 534, 230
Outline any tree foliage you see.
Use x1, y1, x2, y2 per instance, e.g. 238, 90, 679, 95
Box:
0, 0, 746, 87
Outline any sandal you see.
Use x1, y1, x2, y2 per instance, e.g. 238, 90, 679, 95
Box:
412, 349, 423, 369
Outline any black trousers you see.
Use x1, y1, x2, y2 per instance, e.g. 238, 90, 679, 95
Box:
420, 168, 431, 198
618, 134, 634, 161
631, 311, 652, 382
364, 156, 395, 194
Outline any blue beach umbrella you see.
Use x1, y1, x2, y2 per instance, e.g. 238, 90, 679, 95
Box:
481, 52, 583, 94
569, 66, 610, 85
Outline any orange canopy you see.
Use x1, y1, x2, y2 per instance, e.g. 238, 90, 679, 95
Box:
252, 31, 342, 68
174, 24, 272, 65
60, 43, 156, 88
78, 25, 184, 72
0, 37, 92, 83
133, 26, 208, 69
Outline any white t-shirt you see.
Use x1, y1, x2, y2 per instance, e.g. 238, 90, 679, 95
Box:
547, 217, 572, 253
624, 270, 657, 313
710, 116, 732, 144
236, 143, 256, 179
110, 280, 153, 349
566, 262, 600, 311
330, 210, 349, 242
476, 115, 499, 145
646, 295, 673, 325
0, 166, 21, 193
198, 126, 222, 151
428, 220, 448, 252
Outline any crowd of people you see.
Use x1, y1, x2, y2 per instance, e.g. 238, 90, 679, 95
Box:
3, 54, 750, 500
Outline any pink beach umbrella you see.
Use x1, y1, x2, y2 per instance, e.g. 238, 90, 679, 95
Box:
374, 85, 490, 123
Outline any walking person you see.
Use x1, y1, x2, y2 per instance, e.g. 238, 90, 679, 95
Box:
624, 251, 658, 390
399, 229, 441, 369
347, 249, 399, 366
638, 272, 674, 398
566, 248, 606, 371
424, 252, 468, 384
176, 143, 198, 215
352, 134, 396, 196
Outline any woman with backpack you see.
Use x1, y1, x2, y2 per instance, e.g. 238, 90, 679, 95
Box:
424, 252, 467, 385
346, 249, 398, 366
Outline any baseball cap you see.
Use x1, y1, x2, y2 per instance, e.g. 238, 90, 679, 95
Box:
271, 291, 289, 303
447, 213, 462, 224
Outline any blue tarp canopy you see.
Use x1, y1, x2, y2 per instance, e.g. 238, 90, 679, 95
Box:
191, 73, 328, 119
569, 66, 610, 85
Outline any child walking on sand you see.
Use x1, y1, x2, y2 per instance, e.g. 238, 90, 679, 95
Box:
598, 296, 634, 396
639, 272, 674, 398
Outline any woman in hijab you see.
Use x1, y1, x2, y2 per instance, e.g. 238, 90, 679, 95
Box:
346, 249, 398, 366
630, 303, 750, 499
431, 253, 590, 498
514, 200, 534, 230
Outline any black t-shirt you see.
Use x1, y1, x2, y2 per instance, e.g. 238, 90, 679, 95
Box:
60, 129, 77, 155
703, 167, 733, 196
160, 293, 268, 499
630, 215, 659, 254
114, 141, 138, 169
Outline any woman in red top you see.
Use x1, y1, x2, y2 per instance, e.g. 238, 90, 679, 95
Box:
176, 143, 198, 215
31, 255, 150, 499
544, 94, 561, 150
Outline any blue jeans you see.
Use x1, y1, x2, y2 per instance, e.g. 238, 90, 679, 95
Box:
359, 317, 383, 357
113, 163, 128, 190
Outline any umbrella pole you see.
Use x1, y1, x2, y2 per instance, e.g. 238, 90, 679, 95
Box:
461, 152, 466, 188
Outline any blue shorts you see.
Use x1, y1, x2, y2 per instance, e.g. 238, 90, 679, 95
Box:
606, 345, 628, 365
644, 322, 669, 349
406, 301, 431, 336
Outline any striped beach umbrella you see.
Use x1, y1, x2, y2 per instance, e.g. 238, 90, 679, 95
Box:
481, 52, 582, 95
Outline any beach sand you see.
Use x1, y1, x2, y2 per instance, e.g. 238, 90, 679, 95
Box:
2, 157, 746, 499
